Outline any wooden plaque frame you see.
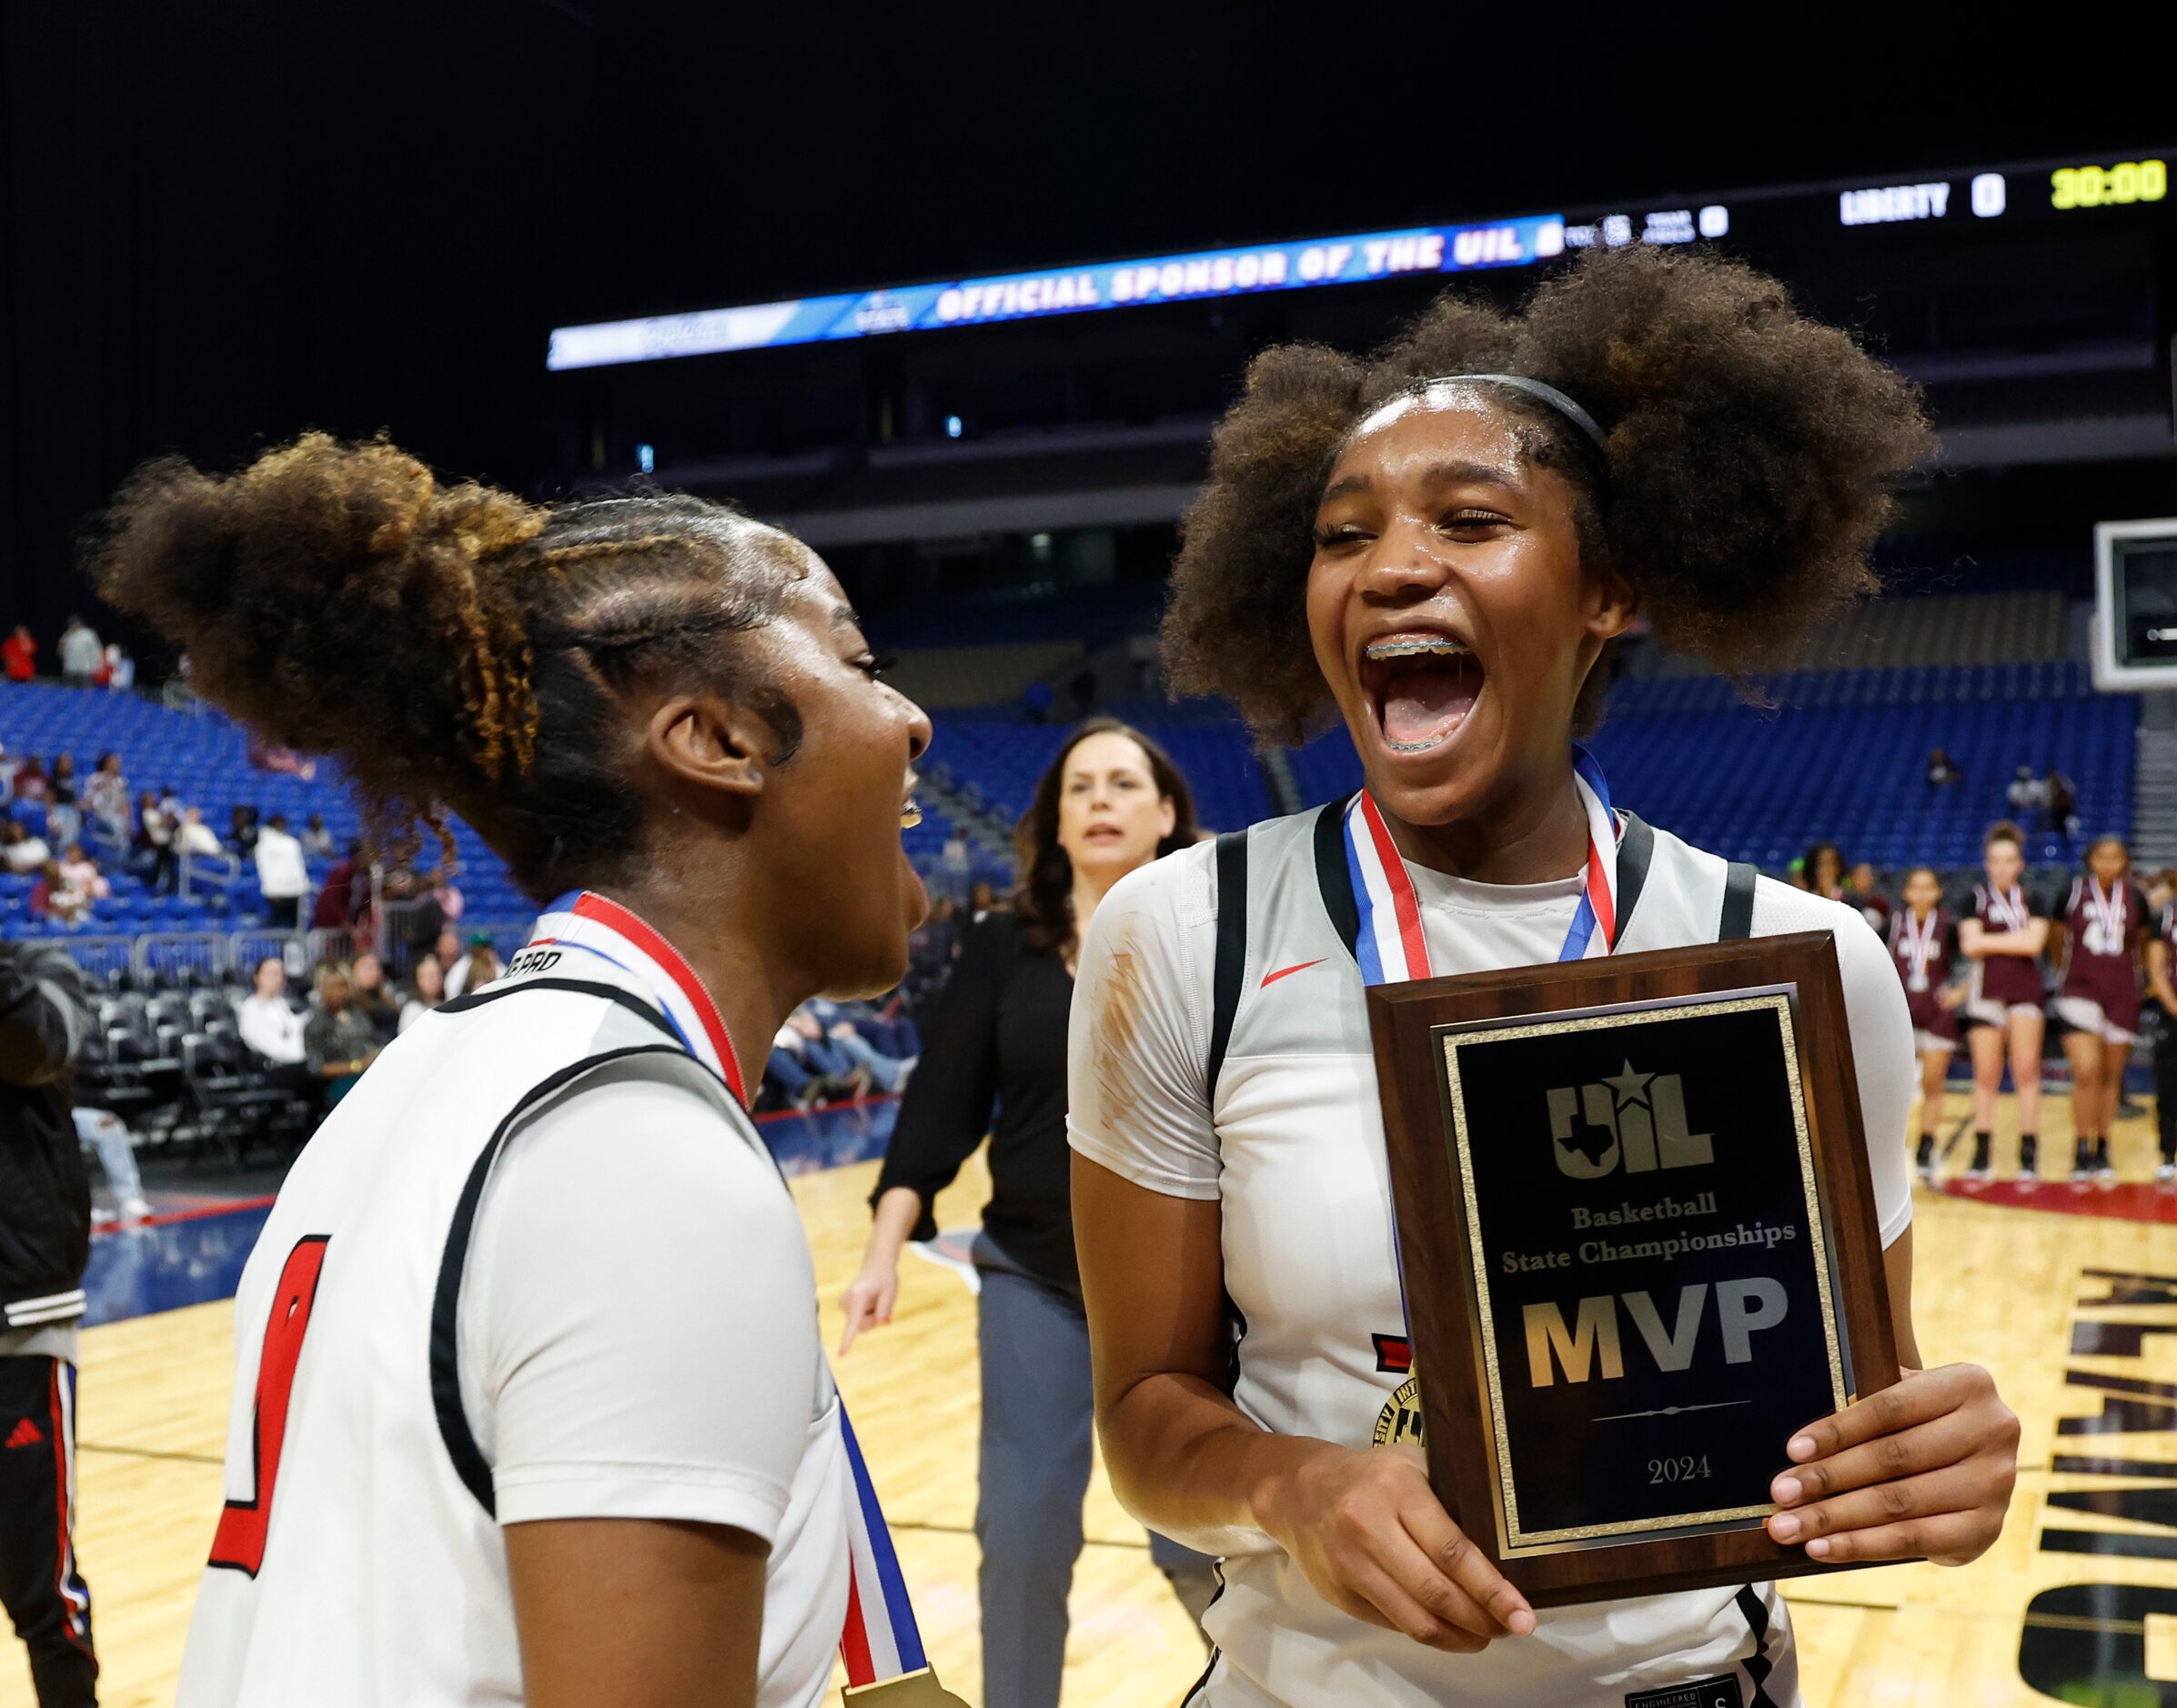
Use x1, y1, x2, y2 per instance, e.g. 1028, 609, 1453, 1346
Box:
1365, 931, 1903, 1607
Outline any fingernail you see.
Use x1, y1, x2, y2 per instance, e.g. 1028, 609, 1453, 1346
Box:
1788, 1435, 1816, 1461
1769, 1512, 1801, 1542
1805, 1537, 1830, 1558
1507, 1609, 1536, 1636
1772, 1476, 1801, 1504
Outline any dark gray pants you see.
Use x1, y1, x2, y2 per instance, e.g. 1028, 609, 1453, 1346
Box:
973, 1238, 1214, 1708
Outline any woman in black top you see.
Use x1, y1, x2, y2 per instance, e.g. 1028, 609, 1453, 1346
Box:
842, 717, 1214, 1708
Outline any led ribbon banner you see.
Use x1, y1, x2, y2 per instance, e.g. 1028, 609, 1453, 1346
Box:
547, 215, 1567, 369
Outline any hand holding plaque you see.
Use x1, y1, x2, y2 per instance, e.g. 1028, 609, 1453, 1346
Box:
1366, 932, 1906, 1607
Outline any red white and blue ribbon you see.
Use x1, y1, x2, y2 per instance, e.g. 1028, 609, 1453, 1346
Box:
532, 891, 748, 1104
524, 891, 926, 1692
1342, 749, 1623, 1346
1343, 744, 1623, 984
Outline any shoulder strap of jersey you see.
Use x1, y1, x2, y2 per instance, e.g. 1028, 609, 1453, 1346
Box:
1205, 829, 1251, 1101
430, 1039, 740, 1515
1718, 860, 1758, 941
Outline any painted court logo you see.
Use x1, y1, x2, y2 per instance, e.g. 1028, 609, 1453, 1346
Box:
1547, 1060, 1713, 1180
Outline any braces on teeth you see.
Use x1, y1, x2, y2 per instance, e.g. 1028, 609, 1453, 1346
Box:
901, 800, 923, 829
1365, 637, 1469, 659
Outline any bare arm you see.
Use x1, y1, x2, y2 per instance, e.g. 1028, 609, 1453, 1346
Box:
1073, 1152, 1532, 1651
507, 1518, 765, 1708
839, 1185, 924, 1353
1959, 918, 2049, 959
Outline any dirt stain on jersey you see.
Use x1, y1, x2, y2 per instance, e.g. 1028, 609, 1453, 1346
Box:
1087, 909, 1154, 1130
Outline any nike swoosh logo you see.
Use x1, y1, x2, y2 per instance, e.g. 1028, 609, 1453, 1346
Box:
1261, 959, 1326, 988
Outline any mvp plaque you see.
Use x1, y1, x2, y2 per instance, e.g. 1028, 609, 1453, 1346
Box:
1366, 933, 1902, 1607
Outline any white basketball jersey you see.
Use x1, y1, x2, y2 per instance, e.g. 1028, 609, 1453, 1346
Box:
176, 935, 850, 1707
1070, 806, 1916, 1708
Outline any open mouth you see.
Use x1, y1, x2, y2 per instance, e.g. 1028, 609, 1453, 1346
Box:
901, 770, 923, 831
1358, 633, 1484, 755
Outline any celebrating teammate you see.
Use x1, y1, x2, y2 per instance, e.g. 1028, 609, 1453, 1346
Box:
2051, 835, 2150, 1182
1959, 823, 2051, 1181
95, 436, 932, 1708
1067, 246, 2018, 1705
1890, 866, 1962, 1179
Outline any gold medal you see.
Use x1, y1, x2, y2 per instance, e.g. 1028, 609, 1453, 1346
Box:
843, 1666, 971, 1705
1373, 1371, 1426, 1446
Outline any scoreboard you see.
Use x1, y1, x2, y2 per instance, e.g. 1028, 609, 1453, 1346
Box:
546, 149, 2175, 372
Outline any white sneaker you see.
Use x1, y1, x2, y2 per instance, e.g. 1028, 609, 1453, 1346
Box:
2158, 1160, 2176, 1184
118, 1196, 152, 1226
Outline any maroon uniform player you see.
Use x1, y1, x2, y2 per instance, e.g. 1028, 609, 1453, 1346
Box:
2051, 836, 2150, 1181
1959, 822, 2051, 1181
2147, 884, 2177, 1181
1890, 866, 1962, 1179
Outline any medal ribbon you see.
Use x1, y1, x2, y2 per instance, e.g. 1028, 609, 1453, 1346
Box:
526, 892, 927, 1693
1341, 748, 1623, 1341
1344, 744, 1622, 984
2086, 876, 2124, 952
1987, 883, 2028, 934
1896, 908, 1940, 989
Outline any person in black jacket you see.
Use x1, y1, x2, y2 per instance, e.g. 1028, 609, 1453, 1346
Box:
841, 718, 1215, 1708
0, 941, 99, 1707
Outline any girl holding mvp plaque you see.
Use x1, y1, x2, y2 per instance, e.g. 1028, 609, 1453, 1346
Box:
1066, 246, 2019, 1707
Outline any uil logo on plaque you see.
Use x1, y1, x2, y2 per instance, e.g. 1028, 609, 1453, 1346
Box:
1366, 935, 1903, 1606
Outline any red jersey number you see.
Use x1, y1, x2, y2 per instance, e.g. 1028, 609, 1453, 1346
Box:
208, 1235, 331, 1576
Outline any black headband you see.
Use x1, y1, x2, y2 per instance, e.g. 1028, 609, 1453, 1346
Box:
1414, 372, 1608, 458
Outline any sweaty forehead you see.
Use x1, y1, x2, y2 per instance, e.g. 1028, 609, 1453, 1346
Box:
1325, 387, 1532, 492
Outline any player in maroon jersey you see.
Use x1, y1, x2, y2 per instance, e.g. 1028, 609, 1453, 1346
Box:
2147, 874, 2177, 1182
1890, 866, 1962, 1179
1959, 822, 2051, 1181
2051, 836, 2152, 1181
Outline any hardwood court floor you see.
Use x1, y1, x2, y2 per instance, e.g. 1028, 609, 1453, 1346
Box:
15, 1093, 2177, 1707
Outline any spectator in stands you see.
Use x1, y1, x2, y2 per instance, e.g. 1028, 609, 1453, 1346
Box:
56, 846, 107, 902
131, 792, 177, 892
466, 942, 502, 993
1, 624, 35, 682
2, 822, 52, 874
45, 756, 78, 849
304, 964, 382, 1107
81, 753, 129, 846
799, 1000, 914, 1093
300, 812, 333, 858
175, 806, 224, 860
935, 832, 973, 903
312, 840, 365, 930
102, 644, 133, 691
236, 957, 307, 1070
431, 926, 462, 977
348, 950, 401, 1044
430, 869, 464, 926
1844, 859, 1891, 933
904, 894, 962, 1006
56, 617, 102, 687
245, 738, 317, 781
227, 804, 259, 858
766, 1007, 863, 1109
444, 935, 502, 1000
399, 954, 447, 1034
1798, 840, 1846, 901
0, 744, 15, 802
969, 879, 1002, 922
28, 861, 88, 926
253, 812, 310, 929
10, 757, 45, 803
844, 718, 1214, 1699
1925, 747, 1960, 789
2044, 764, 2080, 848
2006, 765, 2046, 818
